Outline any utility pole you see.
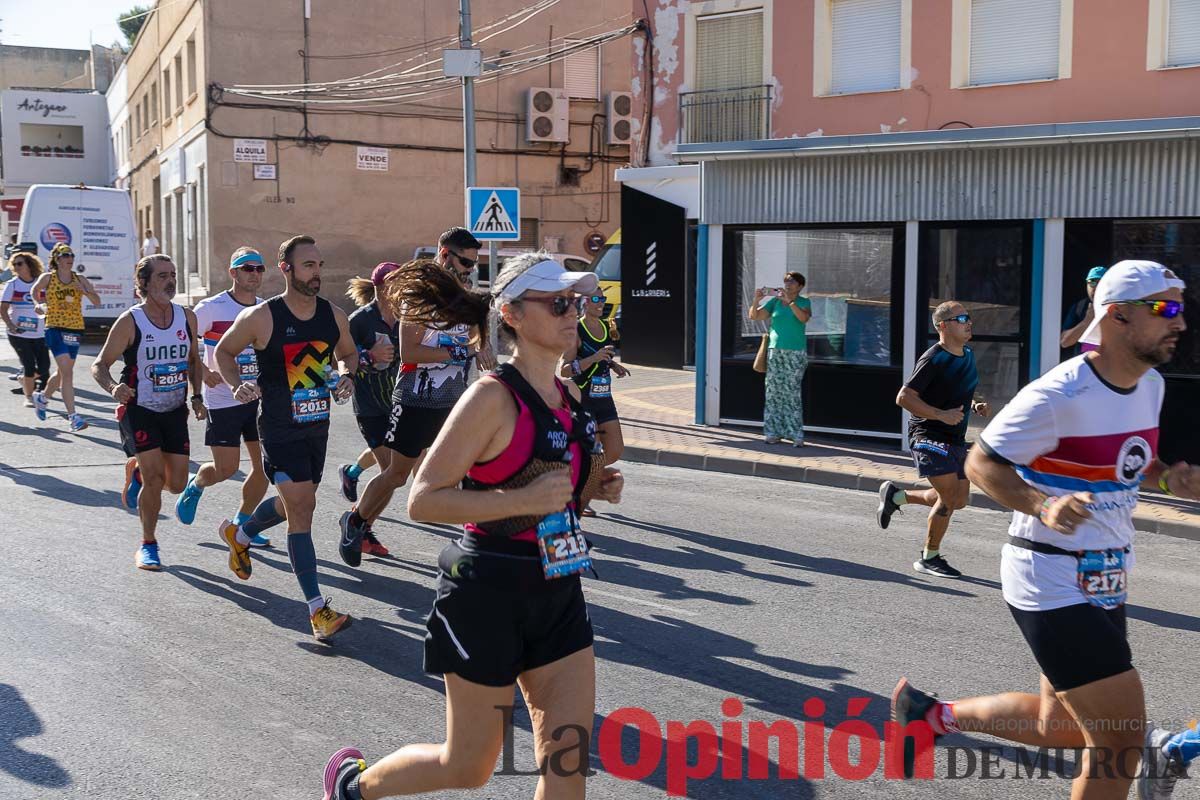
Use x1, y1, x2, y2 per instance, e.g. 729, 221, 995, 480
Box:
461, 0, 476, 193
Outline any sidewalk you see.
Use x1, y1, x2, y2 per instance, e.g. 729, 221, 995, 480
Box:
613, 362, 1200, 540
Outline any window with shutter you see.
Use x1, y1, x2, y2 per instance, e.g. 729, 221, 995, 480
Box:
1168, 0, 1200, 66
695, 10, 763, 91
969, 0, 1061, 85
563, 40, 600, 100
830, 0, 902, 94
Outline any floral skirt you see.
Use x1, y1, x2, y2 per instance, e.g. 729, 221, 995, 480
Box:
764, 348, 808, 441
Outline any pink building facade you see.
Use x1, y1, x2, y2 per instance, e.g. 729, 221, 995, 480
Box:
617, 0, 1200, 460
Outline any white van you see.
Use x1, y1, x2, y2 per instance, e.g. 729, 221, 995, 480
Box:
18, 184, 138, 326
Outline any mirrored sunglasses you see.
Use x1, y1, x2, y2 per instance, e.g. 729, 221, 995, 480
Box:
236, 263, 266, 273
1116, 299, 1184, 319
946, 314, 971, 324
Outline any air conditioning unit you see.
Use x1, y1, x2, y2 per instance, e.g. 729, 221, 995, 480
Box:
606, 91, 633, 147
526, 87, 569, 144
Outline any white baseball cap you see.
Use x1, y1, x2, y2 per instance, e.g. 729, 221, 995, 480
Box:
494, 258, 598, 302
1080, 259, 1186, 346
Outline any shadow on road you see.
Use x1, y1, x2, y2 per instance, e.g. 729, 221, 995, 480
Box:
603, 513, 988, 598
1127, 603, 1200, 633
0, 461, 122, 506
0, 684, 71, 789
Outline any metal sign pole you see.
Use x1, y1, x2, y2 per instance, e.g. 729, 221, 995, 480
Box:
461, 0, 476, 201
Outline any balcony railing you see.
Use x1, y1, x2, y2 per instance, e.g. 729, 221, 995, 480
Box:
678, 84, 773, 145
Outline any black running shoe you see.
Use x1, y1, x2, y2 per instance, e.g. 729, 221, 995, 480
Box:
338, 464, 359, 503
338, 511, 365, 568
891, 678, 943, 779
913, 554, 963, 578
877, 481, 902, 530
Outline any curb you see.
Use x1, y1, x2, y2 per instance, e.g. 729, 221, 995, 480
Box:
622, 445, 1200, 542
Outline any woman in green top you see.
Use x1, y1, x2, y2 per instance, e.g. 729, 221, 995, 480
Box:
749, 271, 813, 446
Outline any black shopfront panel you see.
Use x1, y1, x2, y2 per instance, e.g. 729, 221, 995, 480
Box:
719, 224, 905, 435
619, 186, 688, 369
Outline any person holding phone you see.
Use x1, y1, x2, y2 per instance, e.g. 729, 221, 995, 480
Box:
562, 290, 628, 516
748, 271, 813, 446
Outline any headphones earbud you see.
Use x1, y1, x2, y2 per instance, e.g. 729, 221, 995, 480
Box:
1114, 313, 1128, 323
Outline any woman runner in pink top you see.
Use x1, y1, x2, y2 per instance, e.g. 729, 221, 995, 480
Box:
322, 252, 624, 800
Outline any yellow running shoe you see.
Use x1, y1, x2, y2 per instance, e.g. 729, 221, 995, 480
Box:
310, 600, 352, 642
219, 519, 252, 580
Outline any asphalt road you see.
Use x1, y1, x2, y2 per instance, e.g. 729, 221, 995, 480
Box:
1, 360, 1198, 800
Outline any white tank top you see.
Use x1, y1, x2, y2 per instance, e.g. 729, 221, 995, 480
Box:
124, 303, 191, 412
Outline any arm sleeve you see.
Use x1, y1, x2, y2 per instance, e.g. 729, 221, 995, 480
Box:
977, 384, 1059, 467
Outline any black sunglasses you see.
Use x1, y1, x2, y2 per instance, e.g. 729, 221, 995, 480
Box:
517, 295, 585, 317
236, 264, 266, 273
450, 251, 477, 269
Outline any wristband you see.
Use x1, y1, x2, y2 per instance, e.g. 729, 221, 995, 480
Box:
191, 394, 203, 401
1159, 469, 1174, 496
358, 346, 372, 367
1038, 496, 1056, 524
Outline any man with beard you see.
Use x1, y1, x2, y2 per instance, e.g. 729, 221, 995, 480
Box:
213, 235, 359, 641
173, 248, 271, 546
92, 255, 206, 570
892, 261, 1200, 798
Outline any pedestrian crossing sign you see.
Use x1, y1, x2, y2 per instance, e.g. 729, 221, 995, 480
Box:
467, 187, 520, 241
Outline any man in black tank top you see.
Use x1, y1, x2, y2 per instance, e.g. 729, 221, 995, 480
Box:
92, 255, 205, 572
214, 235, 359, 641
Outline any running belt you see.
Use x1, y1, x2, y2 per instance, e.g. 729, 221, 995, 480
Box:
1007, 536, 1129, 557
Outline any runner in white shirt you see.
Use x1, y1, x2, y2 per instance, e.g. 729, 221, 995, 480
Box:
141, 230, 160, 258
889, 261, 1200, 797
173, 247, 271, 546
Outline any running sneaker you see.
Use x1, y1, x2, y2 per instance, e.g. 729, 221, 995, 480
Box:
22, 398, 33, 408
310, 599, 353, 641
121, 457, 142, 511
32, 390, 47, 421
136, 541, 162, 571
338, 511, 365, 568
69, 413, 88, 432
913, 554, 963, 578
338, 464, 359, 503
877, 481, 903, 530
322, 747, 367, 800
361, 530, 389, 558
764, 435, 781, 444
10, 386, 24, 394
1140, 727, 1188, 800
248, 532, 272, 549
174, 476, 203, 525
891, 678, 942, 779
219, 519, 252, 580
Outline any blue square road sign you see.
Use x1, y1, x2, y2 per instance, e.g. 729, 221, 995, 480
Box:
467, 187, 520, 241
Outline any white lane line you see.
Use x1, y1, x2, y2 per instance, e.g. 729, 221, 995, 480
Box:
585, 587, 698, 616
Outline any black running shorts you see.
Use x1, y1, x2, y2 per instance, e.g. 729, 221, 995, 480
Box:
1008, 602, 1132, 692
356, 414, 390, 451
384, 403, 452, 458
424, 571, 594, 687
910, 439, 968, 479
583, 392, 619, 426
261, 430, 329, 485
120, 404, 190, 456
204, 401, 260, 447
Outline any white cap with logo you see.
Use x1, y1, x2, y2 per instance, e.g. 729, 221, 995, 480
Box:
494, 259, 599, 302
1080, 260, 1186, 346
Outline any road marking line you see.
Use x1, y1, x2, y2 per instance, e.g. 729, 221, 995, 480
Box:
584, 587, 698, 616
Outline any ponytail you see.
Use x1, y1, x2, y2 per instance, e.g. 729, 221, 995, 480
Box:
381, 259, 490, 331
346, 276, 376, 307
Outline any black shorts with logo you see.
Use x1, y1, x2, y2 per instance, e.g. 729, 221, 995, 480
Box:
205, 401, 260, 447
424, 559, 594, 687
910, 439, 969, 479
385, 403, 452, 458
356, 414, 390, 451
582, 392, 619, 425
120, 403, 190, 456
261, 429, 329, 485
1008, 602, 1132, 691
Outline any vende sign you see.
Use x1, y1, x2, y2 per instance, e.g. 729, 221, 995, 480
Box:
233, 138, 267, 163
356, 146, 388, 172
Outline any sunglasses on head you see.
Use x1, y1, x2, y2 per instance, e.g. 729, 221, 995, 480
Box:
1113, 299, 1184, 319
236, 263, 266, 273
517, 294, 584, 317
